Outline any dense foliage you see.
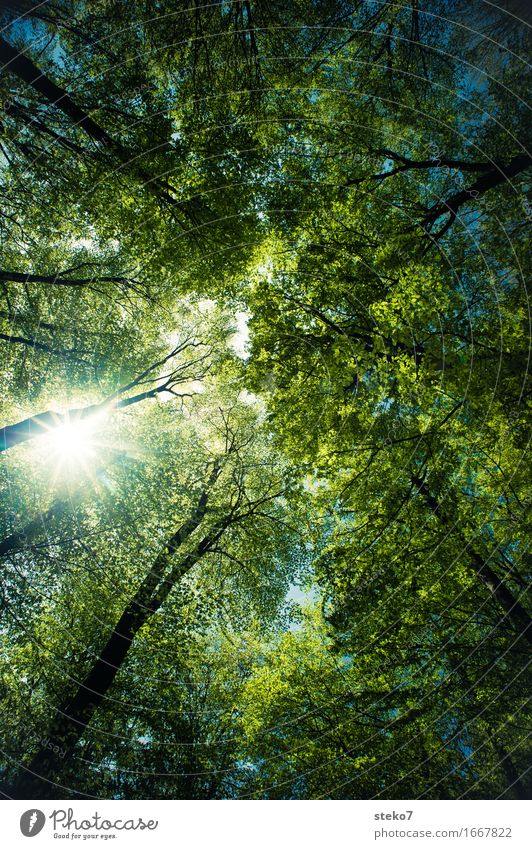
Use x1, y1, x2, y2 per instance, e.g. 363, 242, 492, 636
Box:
0, 0, 530, 800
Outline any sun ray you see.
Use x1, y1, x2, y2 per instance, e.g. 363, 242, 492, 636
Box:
38, 410, 108, 481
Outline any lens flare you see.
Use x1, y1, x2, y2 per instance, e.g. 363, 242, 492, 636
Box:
42, 412, 105, 476
49, 421, 94, 460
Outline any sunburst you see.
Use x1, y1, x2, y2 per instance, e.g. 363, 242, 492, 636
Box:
40, 410, 107, 480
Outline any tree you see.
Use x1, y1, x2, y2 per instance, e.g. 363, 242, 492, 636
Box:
2, 400, 306, 798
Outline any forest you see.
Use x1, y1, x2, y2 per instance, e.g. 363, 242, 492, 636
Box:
0, 0, 530, 800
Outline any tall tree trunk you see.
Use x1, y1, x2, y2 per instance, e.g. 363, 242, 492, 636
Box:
0, 37, 192, 221
411, 474, 531, 643
0, 270, 135, 288
5, 464, 226, 798
0, 36, 118, 151
469, 551, 531, 642
491, 739, 531, 800
0, 406, 101, 452
423, 153, 532, 238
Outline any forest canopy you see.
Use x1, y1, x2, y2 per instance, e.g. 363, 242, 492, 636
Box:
0, 0, 530, 800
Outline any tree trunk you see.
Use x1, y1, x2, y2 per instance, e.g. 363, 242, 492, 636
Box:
5, 465, 225, 798
491, 739, 531, 800
469, 552, 531, 643
423, 153, 532, 237
0, 405, 102, 452
0, 36, 118, 151
0, 270, 134, 288
411, 474, 531, 643
0, 37, 192, 221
